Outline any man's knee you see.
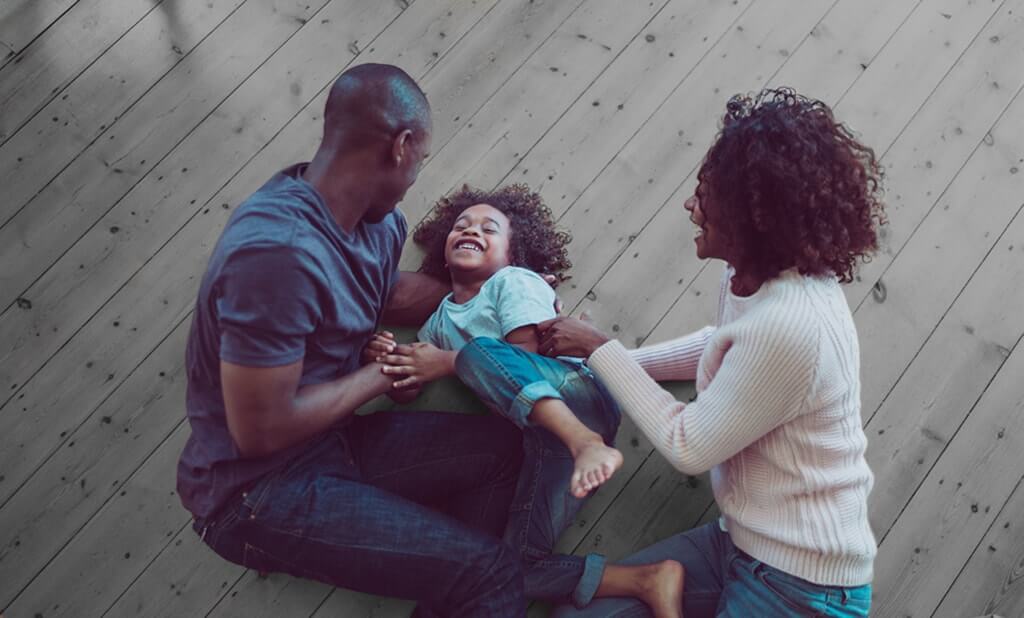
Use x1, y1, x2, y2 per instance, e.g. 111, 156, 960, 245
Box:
474, 538, 524, 592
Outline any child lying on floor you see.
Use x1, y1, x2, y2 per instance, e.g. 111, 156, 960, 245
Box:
369, 184, 623, 497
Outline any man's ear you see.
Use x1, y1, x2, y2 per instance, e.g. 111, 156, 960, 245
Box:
391, 129, 414, 167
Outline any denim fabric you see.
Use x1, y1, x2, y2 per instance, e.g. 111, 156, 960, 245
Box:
197, 410, 527, 618
455, 337, 623, 608
550, 522, 872, 617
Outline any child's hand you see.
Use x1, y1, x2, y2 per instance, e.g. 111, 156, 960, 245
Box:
362, 331, 396, 365
378, 342, 457, 389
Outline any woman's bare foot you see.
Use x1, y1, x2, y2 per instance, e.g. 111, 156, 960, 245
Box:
569, 438, 624, 497
638, 560, 685, 618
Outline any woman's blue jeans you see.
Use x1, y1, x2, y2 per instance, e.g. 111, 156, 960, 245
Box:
454, 336, 623, 608
551, 521, 873, 617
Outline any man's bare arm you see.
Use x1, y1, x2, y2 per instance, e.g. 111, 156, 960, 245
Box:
221, 359, 392, 458
382, 271, 451, 327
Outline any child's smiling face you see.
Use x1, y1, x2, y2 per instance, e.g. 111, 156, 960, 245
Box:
445, 203, 513, 280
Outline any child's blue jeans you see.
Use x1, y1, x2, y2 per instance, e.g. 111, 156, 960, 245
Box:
550, 521, 872, 617
454, 336, 623, 609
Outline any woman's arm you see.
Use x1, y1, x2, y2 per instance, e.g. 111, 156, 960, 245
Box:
587, 322, 816, 475
629, 326, 716, 382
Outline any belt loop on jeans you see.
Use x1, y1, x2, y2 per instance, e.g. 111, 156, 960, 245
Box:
840, 587, 849, 604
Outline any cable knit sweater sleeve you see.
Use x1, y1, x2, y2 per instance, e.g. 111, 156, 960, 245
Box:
627, 326, 716, 382
588, 313, 818, 475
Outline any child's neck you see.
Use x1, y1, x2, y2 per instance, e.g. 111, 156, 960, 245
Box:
450, 275, 487, 304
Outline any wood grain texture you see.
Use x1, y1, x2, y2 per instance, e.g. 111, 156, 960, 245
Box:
1, 0, 1022, 614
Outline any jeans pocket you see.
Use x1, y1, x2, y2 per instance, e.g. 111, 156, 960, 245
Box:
243, 541, 324, 582
755, 565, 824, 616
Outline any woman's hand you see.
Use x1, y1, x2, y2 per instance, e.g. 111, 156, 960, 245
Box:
362, 331, 396, 365
537, 313, 612, 358
378, 342, 457, 389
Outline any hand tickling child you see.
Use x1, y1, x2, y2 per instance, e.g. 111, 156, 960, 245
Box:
369, 184, 624, 498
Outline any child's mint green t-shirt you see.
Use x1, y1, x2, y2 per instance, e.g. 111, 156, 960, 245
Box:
418, 266, 557, 351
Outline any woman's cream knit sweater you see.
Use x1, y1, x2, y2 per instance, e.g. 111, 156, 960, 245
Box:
588, 268, 877, 586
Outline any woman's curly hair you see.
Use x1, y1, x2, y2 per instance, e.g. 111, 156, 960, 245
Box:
697, 87, 886, 283
413, 184, 573, 286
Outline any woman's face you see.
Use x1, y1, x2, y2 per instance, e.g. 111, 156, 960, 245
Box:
684, 186, 727, 261
445, 203, 513, 279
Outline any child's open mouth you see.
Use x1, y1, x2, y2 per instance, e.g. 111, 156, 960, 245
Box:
453, 239, 484, 252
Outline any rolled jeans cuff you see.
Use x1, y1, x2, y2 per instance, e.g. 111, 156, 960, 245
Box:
572, 552, 606, 608
509, 380, 564, 427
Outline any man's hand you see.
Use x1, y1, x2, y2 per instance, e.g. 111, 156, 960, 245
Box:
378, 342, 457, 389
537, 312, 611, 358
362, 330, 396, 365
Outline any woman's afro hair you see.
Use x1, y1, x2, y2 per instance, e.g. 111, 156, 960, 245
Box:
697, 87, 887, 283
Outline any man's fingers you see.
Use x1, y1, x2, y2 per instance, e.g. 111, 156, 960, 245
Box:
381, 365, 415, 376
537, 317, 561, 332
368, 341, 394, 353
379, 331, 395, 339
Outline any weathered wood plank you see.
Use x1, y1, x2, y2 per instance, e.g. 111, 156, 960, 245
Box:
871, 336, 1024, 616
102, 523, 246, 618
934, 477, 1024, 618
530, 0, 841, 316
850, 1, 1024, 419
0, 0, 408, 502
0, 0, 580, 412
0, 318, 189, 607
0, 0, 78, 61
557, 0, 1006, 320
572, 0, 919, 346
4, 423, 191, 617
400, 0, 751, 239
862, 95, 1024, 535
0, 0, 247, 230
0, 0, 159, 144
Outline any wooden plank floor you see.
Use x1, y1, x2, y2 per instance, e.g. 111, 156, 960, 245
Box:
2, 0, 1022, 615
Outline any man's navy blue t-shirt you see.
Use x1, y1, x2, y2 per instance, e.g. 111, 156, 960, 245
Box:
177, 163, 406, 520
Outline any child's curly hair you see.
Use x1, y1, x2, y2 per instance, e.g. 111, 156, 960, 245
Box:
413, 184, 572, 286
697, 87, 886, 283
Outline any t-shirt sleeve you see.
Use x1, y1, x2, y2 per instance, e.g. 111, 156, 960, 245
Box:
417, 311, 440, 347
492, 268, 558, 337
387, 208, 409, 294
216, 244, 323, 367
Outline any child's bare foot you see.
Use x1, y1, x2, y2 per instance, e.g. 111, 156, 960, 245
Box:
639, 560, 685, 618
569, 438, 624, 497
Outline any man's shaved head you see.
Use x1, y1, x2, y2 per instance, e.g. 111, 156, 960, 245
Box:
323, 63, 431, 148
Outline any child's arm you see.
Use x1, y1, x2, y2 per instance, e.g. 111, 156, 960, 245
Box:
362, 331, 424, 403
504, 325, 540, 354
378, 342, 458, 389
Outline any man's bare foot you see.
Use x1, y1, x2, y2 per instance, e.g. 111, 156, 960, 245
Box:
569, 438, 624, 497
638, 560, 685, 618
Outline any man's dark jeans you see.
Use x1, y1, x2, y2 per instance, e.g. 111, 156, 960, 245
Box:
197, 410, 528, 617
